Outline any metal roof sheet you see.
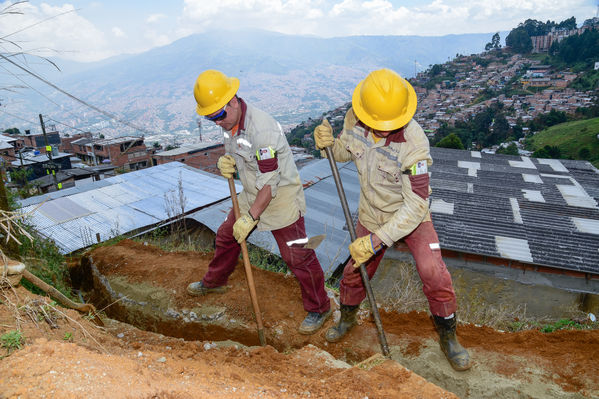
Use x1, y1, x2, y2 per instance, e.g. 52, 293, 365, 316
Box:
189, 149, 598, 278
18, 162, 233, 254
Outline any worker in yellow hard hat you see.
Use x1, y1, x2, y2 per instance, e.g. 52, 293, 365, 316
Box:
188, 70, 331, 334
313, 68, 471, 371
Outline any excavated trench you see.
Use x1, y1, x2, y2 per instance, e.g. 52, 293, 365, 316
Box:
77, 256, 281, 349
73, 246, 378, 363
70, 240, 599, 399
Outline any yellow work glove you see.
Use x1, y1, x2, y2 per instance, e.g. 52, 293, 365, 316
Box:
313, 119, 334, 149
217, 155, 236, 179
233, 213, 259, 243
349, 234, 381, 266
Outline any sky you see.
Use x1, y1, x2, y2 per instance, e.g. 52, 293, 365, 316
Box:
0, 0, 597, 62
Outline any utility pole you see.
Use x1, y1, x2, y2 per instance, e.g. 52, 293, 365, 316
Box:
39, 114, 60, 191
197, 118, 202, 142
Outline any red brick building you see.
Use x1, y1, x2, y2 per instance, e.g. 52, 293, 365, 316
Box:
68, 136, 151, 170
60, 132, 93, 154
152, 142, 224, 174
0, 135, 18, 161
17, 127, 61, 150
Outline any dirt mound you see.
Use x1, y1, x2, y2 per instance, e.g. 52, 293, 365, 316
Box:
0, 286, 453, 399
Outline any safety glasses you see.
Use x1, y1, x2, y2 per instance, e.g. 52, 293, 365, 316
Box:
205, 105, 227, 122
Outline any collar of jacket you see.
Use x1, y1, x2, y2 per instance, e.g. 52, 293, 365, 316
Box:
356, 120, 406, 146
237, 97, 248, 133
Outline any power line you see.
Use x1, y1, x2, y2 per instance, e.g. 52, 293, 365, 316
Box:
0, 62, 103, 132
0, 52, 157, 136
0, 62, 66, 111
42, 115, 91, 135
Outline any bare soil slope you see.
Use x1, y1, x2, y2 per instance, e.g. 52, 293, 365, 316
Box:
2, 239, 598, 398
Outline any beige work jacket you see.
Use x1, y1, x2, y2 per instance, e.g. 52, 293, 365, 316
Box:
223, 100, 306, 231
327, 108, 433, 246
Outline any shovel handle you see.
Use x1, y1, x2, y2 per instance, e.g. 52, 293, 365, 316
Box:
228, 177, 266, 346
324, 146, 390, 357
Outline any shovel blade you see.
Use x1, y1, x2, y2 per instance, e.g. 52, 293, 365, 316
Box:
303, 234, 326, 250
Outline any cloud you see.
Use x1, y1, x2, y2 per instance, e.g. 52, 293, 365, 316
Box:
112, 27, 126, 38
144, 30, 171, 48
1, 0, 595, 63
0, 1, 110, 61
180, 0, 595, 37
147, 13, 167, 23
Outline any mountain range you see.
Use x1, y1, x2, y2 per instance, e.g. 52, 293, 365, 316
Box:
3, 29, 502, 145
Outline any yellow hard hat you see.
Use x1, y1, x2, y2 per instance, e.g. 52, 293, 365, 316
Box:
193, 70, 240, 116
352, 68, 417, 131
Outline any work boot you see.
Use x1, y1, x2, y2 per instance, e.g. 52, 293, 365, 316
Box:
433, 314, 472, 371
325, 304, 359, 342
298, 309, 332, 335
187, 281, 227, 296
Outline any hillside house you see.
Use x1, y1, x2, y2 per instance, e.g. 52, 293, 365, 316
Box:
60, 132, 93, 154
69, 136, 151, 170
10, 150, 72, 180
16, 126, 61, 151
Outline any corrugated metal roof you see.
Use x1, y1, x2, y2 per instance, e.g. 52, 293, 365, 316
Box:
429, 147, 599, 275
19, 162, 236, 254
155, 142, 223, 156
191, 148, 599, 278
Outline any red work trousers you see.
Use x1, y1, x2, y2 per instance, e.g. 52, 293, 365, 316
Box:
202, 209, 330, 314
339, 220, 457, 317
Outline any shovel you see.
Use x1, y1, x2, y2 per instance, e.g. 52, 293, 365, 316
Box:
324, 146, 390, 357
286, 234, 326, 250
228, 177, 266, 346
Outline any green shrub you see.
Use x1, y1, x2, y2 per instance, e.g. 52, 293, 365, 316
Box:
1, 330, 24, 355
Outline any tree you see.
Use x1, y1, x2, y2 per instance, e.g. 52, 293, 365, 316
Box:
2, 128, 20, 135
533, 145, 561, 159
491, 33, 501, 49
578, 147, 591, 160
506, 27, 532, 53
557, 17, 577, 30
429, 64, 443, 77
436, 133, 465, 150
512, 124, 524, 140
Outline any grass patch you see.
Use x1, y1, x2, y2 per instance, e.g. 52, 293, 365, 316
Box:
1, 330, 24, 356
18, 223, 73, 300
539, 318, 598, 333
132, 224, 213, 254
526, 117, 599, 168
247, 244, 288, 274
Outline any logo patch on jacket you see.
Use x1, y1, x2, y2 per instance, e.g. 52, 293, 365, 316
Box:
410, 160, 428, 175
257, 147, 276, 160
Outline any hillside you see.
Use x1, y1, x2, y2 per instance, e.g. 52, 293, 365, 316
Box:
525, 117, 599, 168
1, 29, 495, 144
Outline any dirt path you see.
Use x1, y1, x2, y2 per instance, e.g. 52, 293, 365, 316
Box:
3, 239, 598, 398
